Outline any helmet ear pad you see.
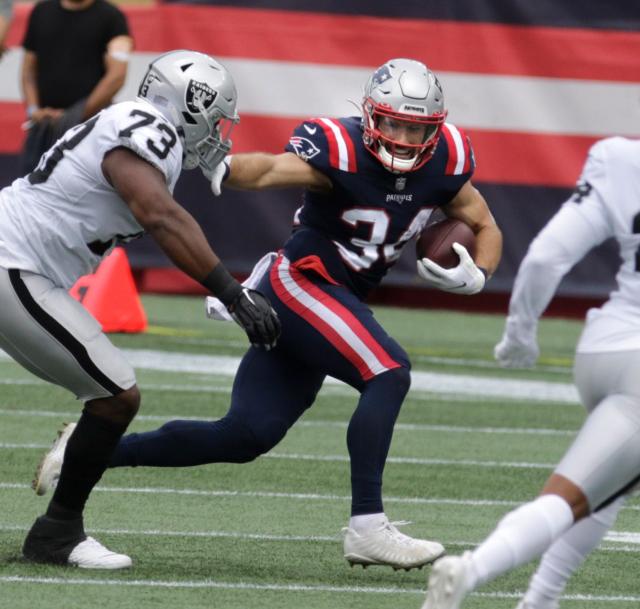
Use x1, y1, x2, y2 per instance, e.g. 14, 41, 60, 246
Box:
361, 58, 447, 173
137, 50, 239, 175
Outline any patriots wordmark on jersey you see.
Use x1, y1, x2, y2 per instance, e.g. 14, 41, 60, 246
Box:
283, 116, 475, 298
0, 101, 183, 289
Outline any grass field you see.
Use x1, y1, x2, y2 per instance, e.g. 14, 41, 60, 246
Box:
1, 295, 638, 609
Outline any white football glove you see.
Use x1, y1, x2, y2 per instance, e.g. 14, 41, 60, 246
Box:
494, 317, 539, 368
417, 242, 486, 295
208, 156, 232, 196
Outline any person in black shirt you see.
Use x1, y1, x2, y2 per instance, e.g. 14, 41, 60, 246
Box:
20, 0, 132, 174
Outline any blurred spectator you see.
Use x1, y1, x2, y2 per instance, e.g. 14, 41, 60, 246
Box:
20, 0, 133, 174
0, 0, 13, 58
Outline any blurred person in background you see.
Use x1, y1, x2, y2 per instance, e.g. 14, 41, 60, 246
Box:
36, 58, 501, 572
0, 0, 12, 58
3, 50, 279, 569
20, 0, 133, 174
422, 136, 640, 609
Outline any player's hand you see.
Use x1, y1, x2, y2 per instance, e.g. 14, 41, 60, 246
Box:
227, 287, 281, 350
208, 157, 231, 196
417, 242, 486, 295
494, 318, 539, 368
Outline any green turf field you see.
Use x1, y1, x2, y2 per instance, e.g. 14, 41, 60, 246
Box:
0, 295, 638, 609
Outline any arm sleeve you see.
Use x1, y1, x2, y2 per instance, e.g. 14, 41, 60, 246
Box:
284, 120, 332, 174
507, 144, 613, 330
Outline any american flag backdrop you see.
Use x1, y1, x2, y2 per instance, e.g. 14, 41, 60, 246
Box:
0, 1, 638, 301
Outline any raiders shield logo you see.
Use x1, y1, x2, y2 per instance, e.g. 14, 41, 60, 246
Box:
186, 79, 217, 114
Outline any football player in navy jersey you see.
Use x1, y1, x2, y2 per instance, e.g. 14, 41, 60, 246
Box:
37, 58, 502, 570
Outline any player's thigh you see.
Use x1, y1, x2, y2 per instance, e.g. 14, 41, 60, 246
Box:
264, 255, 409, 390
558, 351, 640, 511
229, 346, 325, 441
0, 268, 135, 401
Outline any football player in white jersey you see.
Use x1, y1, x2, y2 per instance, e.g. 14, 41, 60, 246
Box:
0, 49, 280, 569
421, 137, 640, 609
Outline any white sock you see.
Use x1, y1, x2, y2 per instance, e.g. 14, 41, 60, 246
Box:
349, 512, 387, 533
523, 496, 625, 608
469, 495, 574, 588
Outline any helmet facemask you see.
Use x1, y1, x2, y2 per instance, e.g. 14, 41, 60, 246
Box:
137, 50, 239, 178
361, 58, 447, 173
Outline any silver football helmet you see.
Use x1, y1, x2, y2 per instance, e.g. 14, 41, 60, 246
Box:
137, 50, 239, 176
362, 58, 447, 173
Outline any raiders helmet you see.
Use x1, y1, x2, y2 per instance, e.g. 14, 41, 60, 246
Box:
362, 58, 447, 172
137, 50, 239, 175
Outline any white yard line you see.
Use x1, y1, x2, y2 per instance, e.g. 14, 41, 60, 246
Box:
4, 482, 639, 511
0, 410, 577, 437
0, 575, 638, 602
0, 444, 557, 469
1, 524, 636, 551
0, 348, 581, 404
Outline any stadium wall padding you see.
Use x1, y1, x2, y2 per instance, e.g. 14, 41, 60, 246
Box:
1, 2, 638, 301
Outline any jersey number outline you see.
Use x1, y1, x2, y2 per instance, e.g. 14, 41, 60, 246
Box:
28, 115, 100, 185
118, 109, 177, 160
336, 208, 432, 271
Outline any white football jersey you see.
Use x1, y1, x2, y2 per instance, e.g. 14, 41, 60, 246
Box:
506, 137, 640, 353
0, 100, 183, 288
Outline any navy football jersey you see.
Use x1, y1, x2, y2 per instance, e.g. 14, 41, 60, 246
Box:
283, 116, 475, 299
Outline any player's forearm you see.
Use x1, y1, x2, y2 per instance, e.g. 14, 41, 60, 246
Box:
474, 223, 502, 277
144, 205, 220, 282
225, 153, 278, 190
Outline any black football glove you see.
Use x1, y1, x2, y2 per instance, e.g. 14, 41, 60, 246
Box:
227, 287, 281, 350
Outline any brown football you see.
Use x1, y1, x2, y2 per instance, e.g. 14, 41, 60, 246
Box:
416, 218, 476, 268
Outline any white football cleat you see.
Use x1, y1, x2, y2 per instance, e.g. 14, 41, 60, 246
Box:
23, 515, 132, 569
69, 536, 133, 569
421, 552, 473, 609
32, 422, 76, 496
343, 519, 445, 570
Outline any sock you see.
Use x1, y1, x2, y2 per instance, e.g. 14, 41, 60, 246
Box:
469, 495, 574, 589
523, 496, 625, 608
349, 512, 387, 533
348, 368, 409, 515
49, 408, 127, 514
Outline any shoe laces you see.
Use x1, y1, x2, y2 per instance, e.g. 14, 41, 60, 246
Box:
380, 520, 417, 545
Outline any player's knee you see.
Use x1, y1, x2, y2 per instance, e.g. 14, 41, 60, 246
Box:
375, 365, 411, 399
86, 384, 140, 425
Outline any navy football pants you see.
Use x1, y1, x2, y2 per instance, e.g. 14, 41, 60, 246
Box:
110, 254, 411, 515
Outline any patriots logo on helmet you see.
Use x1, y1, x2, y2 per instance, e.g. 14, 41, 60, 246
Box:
289, 136, 321, 161
186, 79, 217, 114
371, 65, 392, 88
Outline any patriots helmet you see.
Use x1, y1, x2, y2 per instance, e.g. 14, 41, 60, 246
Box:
137, 50, 239, 176
362, 58, 447, 173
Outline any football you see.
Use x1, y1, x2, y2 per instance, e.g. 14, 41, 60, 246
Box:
416, 218, 476, 269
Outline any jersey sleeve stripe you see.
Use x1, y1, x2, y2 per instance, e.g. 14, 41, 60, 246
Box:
270, 254, 401, 380
443, 123, 469, 175
333, 119, 358, 172
318, 118, 354, 172
461, 129, 473, 174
